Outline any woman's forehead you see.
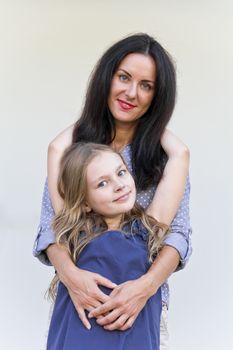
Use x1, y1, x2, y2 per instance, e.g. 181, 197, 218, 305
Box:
117, 53, 156, 80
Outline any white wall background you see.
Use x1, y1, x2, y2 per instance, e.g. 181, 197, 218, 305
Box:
0, 0, 232, 349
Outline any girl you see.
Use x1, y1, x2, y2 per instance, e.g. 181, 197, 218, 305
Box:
47, 141, 187, 350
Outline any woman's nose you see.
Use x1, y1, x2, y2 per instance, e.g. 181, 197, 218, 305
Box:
125, 82, 137, 99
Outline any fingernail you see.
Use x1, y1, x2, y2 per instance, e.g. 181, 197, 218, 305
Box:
87, 324, 91, 330
88, 313, 93, 318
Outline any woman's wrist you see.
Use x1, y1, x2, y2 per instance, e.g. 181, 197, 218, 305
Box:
59, 263, 81, 290
46, 243, 79, 288
137, 273, 159, 299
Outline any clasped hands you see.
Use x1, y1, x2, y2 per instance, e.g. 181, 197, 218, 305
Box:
65, 267, 154, 331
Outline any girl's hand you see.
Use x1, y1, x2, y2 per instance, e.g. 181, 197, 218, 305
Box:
88, 277, 154, 331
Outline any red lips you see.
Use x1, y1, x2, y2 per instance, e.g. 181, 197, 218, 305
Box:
117, 99, 136, 110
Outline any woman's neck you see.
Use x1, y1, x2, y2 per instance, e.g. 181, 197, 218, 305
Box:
111, 122, 136, 151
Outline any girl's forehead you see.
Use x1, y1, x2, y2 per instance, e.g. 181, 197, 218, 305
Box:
87, 151, 124, 181
92, 150, 121, 163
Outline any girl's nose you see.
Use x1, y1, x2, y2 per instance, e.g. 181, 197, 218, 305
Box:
114, 180, 125, 192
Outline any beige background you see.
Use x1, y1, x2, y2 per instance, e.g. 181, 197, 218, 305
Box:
0, 0, 233, 349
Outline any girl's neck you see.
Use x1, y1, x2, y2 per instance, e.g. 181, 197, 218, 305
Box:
105, 215, 122, 230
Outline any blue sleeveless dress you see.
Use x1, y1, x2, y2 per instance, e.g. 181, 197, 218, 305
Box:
47, 221, 161, 350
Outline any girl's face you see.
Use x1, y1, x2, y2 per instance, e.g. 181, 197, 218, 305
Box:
108, 53, 156, 127
85, 151, 136, 228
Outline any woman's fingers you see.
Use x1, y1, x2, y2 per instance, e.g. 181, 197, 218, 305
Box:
76, 307, 91, 330
94, 274, 117, 290
87, 296, 104, 309
96, 308, 121, 326
104, 314, 130, 331
118, 315, 135, 331
92, 274, 117, 303
88, 298, 115, 318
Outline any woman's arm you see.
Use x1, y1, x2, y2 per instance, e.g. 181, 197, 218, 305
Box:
89, 130, 190, 330
146, 128, 189, 225
47, 123, 74, 213
34, 124, 116, 330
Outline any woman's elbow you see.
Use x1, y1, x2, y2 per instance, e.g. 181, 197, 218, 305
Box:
48, 138, 67, 155
178, 144, 190, 160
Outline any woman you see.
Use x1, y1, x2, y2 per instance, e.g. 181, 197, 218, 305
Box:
33, 33, 191, 349
47, 142, 185, 350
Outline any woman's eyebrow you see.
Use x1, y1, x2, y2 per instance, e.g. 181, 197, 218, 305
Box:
118, 68, 132, 77
117, 68, 155, 84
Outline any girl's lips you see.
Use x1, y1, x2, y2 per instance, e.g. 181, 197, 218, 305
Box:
117, 99, 136, 110
114, 192, 131, 202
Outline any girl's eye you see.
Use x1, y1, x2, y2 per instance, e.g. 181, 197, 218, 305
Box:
97, 180, 107, 188
119, 74, 129, 82
118, 169, 127, 177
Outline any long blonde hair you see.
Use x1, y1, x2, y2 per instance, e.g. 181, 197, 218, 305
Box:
48, 142, 168, 299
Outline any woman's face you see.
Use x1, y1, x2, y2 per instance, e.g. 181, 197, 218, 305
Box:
108, 53, 156, 127
85, 151, 136, 228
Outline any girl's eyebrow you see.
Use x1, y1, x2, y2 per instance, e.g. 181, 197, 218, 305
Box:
92, 163, 125, 184
117, 68, 155, 84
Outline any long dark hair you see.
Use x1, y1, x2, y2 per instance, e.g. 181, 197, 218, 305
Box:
72, 33, 176, 191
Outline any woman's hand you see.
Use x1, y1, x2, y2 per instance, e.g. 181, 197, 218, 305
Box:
47, 244, 116, 330
63, 266, 117, 330
88, 276, 155, 331
160, 128, 189, 159
62, 265, 117, 330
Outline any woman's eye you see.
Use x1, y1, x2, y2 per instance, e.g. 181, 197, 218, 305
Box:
141, 82, 152, 91
118, 169, 127, 177
98, 180, 107, 188
119, 74, 129, 82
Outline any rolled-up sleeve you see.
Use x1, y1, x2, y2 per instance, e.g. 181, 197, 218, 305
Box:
33, 178, 55, 265
163, 176, 192, 270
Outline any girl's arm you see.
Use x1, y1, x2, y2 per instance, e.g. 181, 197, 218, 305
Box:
146, 128, 189, 225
